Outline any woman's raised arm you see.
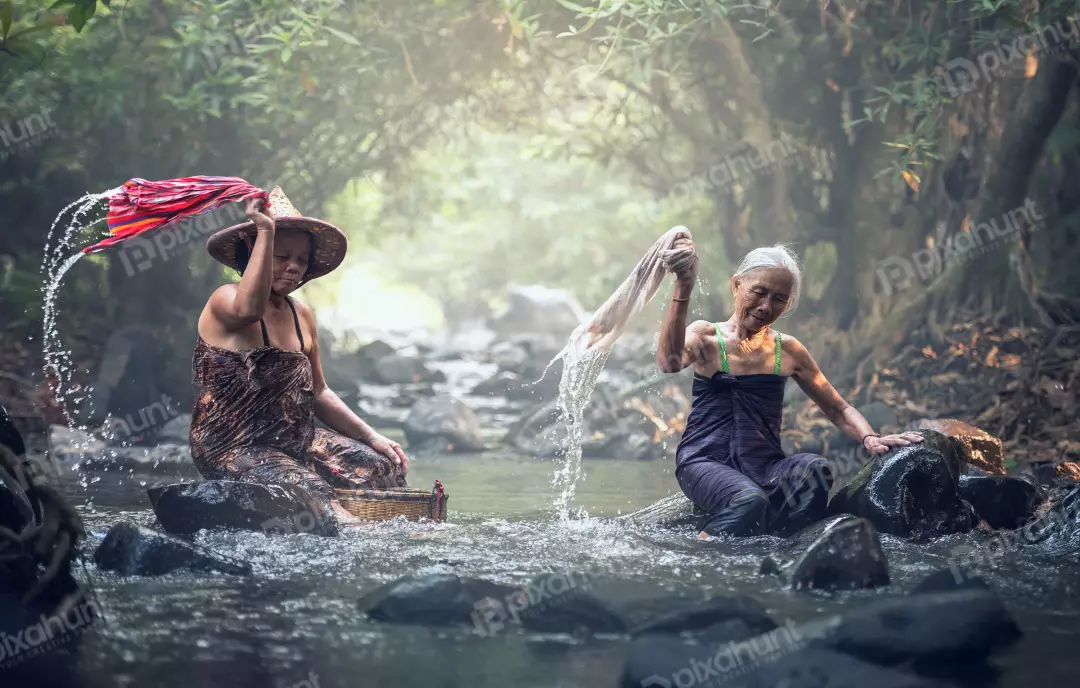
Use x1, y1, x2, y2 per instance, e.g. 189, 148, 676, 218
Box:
208, 197, 276, 330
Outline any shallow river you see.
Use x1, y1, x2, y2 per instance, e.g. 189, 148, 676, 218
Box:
59, 453, 1080, 688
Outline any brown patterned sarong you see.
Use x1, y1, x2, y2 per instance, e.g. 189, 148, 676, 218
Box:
189, 320, 406, 503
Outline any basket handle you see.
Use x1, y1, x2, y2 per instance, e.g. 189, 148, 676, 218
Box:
432, 479, 445, 523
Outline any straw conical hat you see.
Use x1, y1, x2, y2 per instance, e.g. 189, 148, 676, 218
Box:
206, 186, 347, 282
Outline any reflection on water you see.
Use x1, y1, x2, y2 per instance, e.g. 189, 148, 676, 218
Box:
53, 454, 1080, 688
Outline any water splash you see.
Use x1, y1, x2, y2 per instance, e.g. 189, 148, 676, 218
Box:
548, 346, 611, 520
40, 191, 115, 430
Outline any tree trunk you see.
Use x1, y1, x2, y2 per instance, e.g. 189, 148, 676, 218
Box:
950, 55, 1077, 322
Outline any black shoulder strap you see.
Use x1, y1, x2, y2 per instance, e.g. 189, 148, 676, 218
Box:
259, 320, 271, 347
286, 297, 305, 352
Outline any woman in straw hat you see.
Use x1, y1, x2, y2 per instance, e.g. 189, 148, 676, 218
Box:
190, 187, 409, 524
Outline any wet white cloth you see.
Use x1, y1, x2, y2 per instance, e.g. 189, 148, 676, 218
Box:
553, 226, 696, 365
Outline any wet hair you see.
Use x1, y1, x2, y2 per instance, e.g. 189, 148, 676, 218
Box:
235, 230, 317, 282
733, 244, 802, 315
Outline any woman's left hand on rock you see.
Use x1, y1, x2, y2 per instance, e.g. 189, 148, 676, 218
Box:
369, 433, 410, 474
863, 431, 924, 455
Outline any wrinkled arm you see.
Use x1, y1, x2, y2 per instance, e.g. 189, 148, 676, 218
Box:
790, 337, 874, 443
657, 281, 699, 373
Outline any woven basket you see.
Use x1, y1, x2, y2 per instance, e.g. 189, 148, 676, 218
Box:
335, 480, 448, 522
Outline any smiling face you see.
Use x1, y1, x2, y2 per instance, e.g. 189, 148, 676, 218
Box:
271, 229, 312, 294
731, 267, 793, 334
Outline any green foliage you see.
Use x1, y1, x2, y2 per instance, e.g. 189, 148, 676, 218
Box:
339, 121, 728, 324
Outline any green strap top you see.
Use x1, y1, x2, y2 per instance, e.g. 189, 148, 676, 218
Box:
714, 322, 782, 375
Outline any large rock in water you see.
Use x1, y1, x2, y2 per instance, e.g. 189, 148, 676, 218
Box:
630, 593, 777, 638
404, 395, 485, 453
622, 635, 947, 688
762, 515, 890, 592
370, 353, 445, 385
360, 572, 628, 635
958, 475, 1043, 529
360, 574, 516, 627
1011, 485, 1080, 557
812, 587, 1021, 673
93, 521, 251, 576
488, 285, 586, 336
917, 419, 1005, 475
827, 430, 973, 539
147, 481, 339, 537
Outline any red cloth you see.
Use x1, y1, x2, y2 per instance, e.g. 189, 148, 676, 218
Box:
82, 176, 267, 254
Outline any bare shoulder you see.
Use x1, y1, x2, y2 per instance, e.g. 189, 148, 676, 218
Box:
289, 296, 317, 325
204, 283, 238, 313
209, 283, 238, 301
687, 319, 714, 338
777, 333, 817, 372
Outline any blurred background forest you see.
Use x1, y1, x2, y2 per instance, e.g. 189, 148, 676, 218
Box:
2, 0, 1079, 468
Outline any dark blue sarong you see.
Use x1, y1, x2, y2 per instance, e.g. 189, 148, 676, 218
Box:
675, 371, 833, 536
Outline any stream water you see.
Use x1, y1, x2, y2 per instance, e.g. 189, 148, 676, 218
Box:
56, 454, 1080, 688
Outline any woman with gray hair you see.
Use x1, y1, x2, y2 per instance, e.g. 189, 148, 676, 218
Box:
657, 241, 923, 537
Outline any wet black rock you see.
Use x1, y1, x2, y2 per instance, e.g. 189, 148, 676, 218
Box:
359, 574, 517, 627
404, 395, 485, 453
813, 588, 1022, 671
760, 515, 889, 592
827, 431, 973, 539
469, 370, 560, 402
1013, 485, 1080, 557
93, 521, 251, 576
621, 636, 946, 688
147, 481, 339, 537
630, 594, 776, 637
958, 475, 1043, 529
788, 517, 890, 592
354, 339, 397, 378
0, 402, 27, 456
371, 353, 445, 385
360, 572, 631, 635
513, 572, 627, 635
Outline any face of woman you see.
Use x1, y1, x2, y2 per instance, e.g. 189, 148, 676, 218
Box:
271, 229, 311, 294
731, 267, 793, 333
